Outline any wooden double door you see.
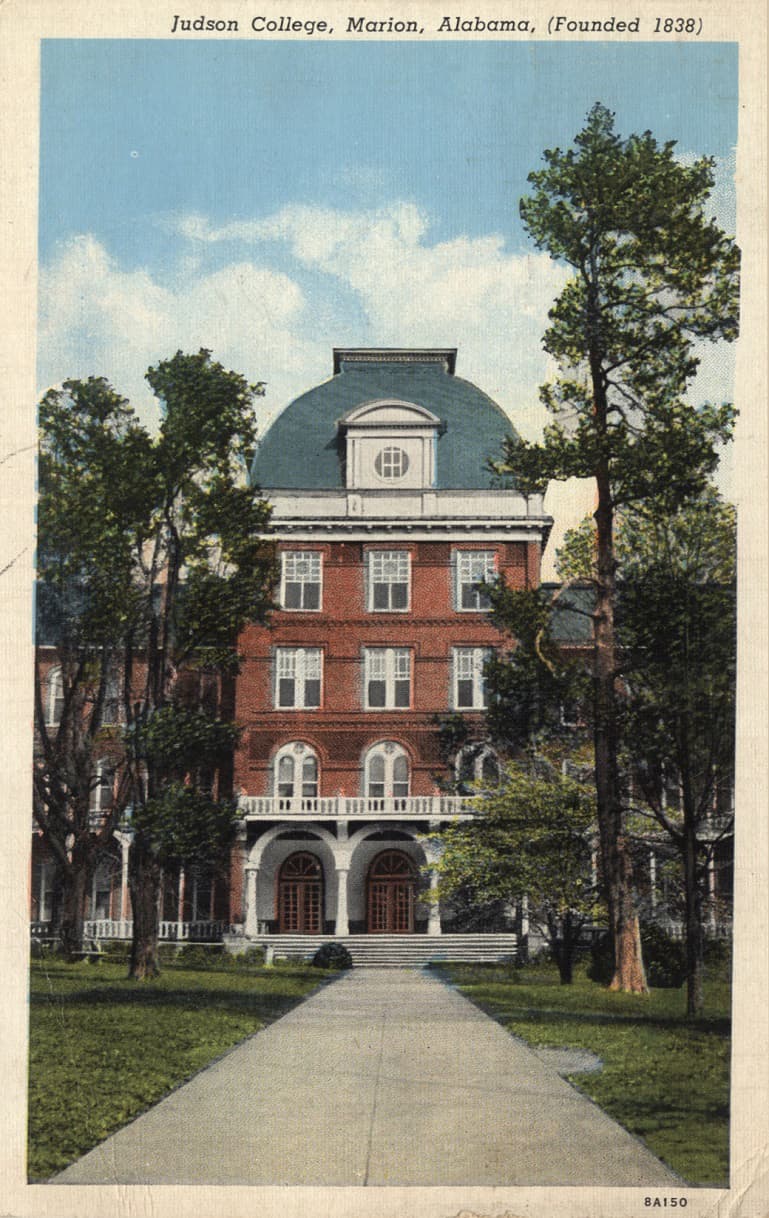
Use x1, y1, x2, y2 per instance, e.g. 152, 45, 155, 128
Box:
277, 848, 418, 934
278, 852, 323, 933
367, 850, 416, 934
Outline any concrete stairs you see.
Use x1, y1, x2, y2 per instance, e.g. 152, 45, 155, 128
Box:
225, 932, 518, 966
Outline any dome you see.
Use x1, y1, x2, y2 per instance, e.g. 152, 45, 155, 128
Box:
250, 349, 519, 490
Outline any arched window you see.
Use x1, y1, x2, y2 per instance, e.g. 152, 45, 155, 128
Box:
455, 744, 500, 793
46, 668, 64, 727
273, 743, 319, 812
364, 742, 410, 809
89, 758, 115, 818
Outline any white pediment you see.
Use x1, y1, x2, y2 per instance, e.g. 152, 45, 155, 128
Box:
341, 399, 442, 430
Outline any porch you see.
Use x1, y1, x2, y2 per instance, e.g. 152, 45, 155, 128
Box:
31, 919, 228, 943
238, 794, 471, 820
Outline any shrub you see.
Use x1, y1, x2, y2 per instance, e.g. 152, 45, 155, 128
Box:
587, 926, 686, 988
175, 943, 225, 968
641, 924, 686, 988
232, 946, 266, 968
311, 942, 353, 970
98, 940, 131, 961
586, 932, 614, 984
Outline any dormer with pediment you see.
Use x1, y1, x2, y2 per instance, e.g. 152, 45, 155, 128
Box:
339, 399, 443, 490
249, 347, 552, 546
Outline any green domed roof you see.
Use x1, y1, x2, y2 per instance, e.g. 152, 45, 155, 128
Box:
250, 350, 518, 490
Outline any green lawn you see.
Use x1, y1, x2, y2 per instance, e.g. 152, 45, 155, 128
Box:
28, 957, 329, 1181
439, 959, 731, 1187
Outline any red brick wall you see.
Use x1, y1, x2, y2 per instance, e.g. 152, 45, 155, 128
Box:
234, 538, 536, 798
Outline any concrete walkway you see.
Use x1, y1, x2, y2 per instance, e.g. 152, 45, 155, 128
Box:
56, 967, 679, 1186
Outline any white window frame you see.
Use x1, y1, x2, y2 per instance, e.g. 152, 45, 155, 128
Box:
273, 742, 320, 810
366, 550, 410, 612
363, 648, 411, 709
364, 741, 410, 803
454, 550, 497, 611
373, 444, 410, 481
46, 667, 64, 727
89, 759, 114, 816
274, 648, 322, 709
452, 647, 493, 710
455, 743, 500, 789
280, 551, 322, 611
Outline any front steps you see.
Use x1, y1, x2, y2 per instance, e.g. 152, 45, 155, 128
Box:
224, 932, 518, 966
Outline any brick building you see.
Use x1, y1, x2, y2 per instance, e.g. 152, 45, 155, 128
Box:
227, 348, 553, 962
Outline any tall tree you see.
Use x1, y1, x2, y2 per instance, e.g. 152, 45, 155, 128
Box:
120, 350, 275, 979
494, 103, 739, 991
616, 492, 736, 1015
34, 378, 152, 956
34, 352, 275, 975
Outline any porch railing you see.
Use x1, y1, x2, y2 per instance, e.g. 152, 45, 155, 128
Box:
238, 794, 471, 819
80, 919, 227, 942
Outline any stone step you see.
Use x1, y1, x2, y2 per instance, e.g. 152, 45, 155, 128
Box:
224, 933, 518, 965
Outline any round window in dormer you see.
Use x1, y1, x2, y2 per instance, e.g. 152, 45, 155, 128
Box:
374, 445, 410, 480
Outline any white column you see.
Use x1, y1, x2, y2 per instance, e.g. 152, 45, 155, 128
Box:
244, 865, 259, 937
520, 894, 530, 938
649, 850, 657, 912
119, 836, 130, 922
427, 867, 442, 936
335, 866, 350, 936
176, 867, 186, 940
707, 853, 717, 930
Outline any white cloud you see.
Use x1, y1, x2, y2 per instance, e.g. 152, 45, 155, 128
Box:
173, 201, 570, 440
39, 197, 736, 569
38, 234, 326, 432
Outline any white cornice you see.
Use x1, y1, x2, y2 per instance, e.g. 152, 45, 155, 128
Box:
333, 347, 457, 374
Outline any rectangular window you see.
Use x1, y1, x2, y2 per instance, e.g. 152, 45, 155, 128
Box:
90, 761, 114, 816
364, 648, 411, 709
275, 648, 322, 709
454, 550, 497, 611
367, 550, 410, 611
452, 647, 492, 709
281, 551, 321, 611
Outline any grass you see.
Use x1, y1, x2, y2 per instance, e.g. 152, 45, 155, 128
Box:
28, 956, 330, 1181
438, 958, 731, 1187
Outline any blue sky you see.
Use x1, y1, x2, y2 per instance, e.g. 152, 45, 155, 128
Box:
38, 38, 739, 569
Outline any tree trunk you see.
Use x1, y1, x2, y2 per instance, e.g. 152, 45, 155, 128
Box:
128, 836, 162, 979
57, 853, 91, 960
593, 464, 647, 994
554, 919, 575, 985
683, 811, 705, 1018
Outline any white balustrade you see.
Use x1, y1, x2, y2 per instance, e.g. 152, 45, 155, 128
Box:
238, 794, 470, 819
81, 919, 226, 942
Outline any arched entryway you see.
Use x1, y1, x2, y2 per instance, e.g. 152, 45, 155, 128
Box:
277, 852, 324, 933
367, 849, 416, 933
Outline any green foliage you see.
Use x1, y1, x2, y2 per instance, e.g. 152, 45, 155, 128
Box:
27, 959, 324, 1179
431, 763, 602, 981
588, 927, 686, 989
232, 945, 267, 968
127, 706, 241, 775
35, 351, 277, 966
175, 943, 225, 968
501, 102, 739, 511
311, 942, 353, 970
433, 762, 597, 913
442, 961, 730, 1185
131, 783, 239, 865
